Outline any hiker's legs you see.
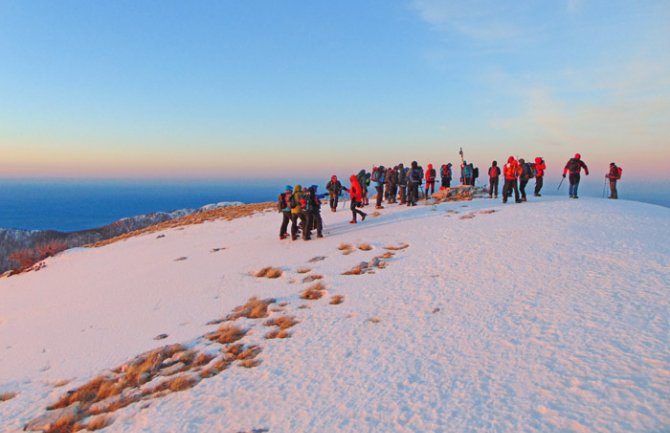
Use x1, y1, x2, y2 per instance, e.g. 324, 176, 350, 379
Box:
314, 212, 323, 236
290, 214, 299, 239
519, 179, 528, 200
534, 176, 543, 195
512, 180, 520, 202
280, 212, 290, 238
375, 185, 384, 207
303, 212, 313, 240
610, 180, 618, 199
569, 174, 580, 197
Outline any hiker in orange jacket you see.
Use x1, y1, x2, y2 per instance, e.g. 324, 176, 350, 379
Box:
425, 163, 437, 197
502, 156, 522, 203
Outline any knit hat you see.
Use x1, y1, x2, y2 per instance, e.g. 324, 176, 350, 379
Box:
285, 185, 293, 191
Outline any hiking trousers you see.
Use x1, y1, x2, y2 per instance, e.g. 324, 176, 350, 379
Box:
280, 212, 291, 237
609, 180, 618, 199
519, 178, 529, 198
375, 185, 384, 207
425, 181, 435, 197
329, 193, 339, 210
398, 185, 406, 204
534, 176, 543, 195
569, 173, 581, 197
350, 200, 366, 222
503, 179, 519, 202
489, 177, 499, 197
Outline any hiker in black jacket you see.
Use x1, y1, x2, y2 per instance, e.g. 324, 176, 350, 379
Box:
562, 153, 589, 199
397, 163, 407, 204
302, 185, 323, 240
407, 161, 421, 206
488, 161, 500, 199
518, 158, 531, 202
278, 185, 293, 240
326, 175, 345, 212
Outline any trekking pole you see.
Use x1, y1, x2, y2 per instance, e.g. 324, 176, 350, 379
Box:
557, 177, 565, 190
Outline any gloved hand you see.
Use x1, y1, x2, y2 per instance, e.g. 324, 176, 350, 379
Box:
562, 174, 566, 178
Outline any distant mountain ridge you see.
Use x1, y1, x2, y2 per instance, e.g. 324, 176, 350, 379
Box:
0, 202, 243, 274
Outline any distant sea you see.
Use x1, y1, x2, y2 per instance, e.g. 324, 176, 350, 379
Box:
0, 177, 668, 232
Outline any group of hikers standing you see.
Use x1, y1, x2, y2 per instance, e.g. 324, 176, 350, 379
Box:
278, 153, 623, 240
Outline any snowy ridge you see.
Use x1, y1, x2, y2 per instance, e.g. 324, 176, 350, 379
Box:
0, 197, 669, 433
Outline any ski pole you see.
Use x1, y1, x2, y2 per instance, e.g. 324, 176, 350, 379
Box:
557, 177, 565, 190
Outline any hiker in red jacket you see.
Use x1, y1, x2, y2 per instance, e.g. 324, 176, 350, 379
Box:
348, 175, 367, 224
534, 157, 546, 197
488, 161, 501, 199
502, 156, 521, 203
607, 162, 622, 199
563, 153, 589, 199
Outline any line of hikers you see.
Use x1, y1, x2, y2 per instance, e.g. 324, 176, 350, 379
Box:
278, 154, 623, 240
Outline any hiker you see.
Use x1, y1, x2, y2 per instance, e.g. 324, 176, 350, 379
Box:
278, 185, 293, 240
462, 161, 474, 186
326, 175, 345, 212
302, 185, 323, 240
562, 153, 589, 199
417, 165, 425, 199
519, 158, 531, 202
289, 185, 304, 240
502, 156, 522, 204
407, 161, 421, 206
607, 162, 622, 199
534, 157, 546, 197
397, 163, 407, 204
386, 166, 397, 204
425, 163, 437, 198
348, 175, 367, 224
373, 165, 386, 209
488, 161, 500, 199
440, 163, 452, 189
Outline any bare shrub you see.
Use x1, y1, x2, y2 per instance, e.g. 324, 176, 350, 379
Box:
8, 249, 39, 271
337, 243, 353, 251
265, 329, 290, 339
84, 414, 114, 431
296, 267, 311, 274
342, 266, 363, 275
301, 282, 325, 300
378, 251, 395, 259
330, 295, 344, 305
357, 243, 373, 251
167, 374, 200, 392
239, 359, 262, 368
265, 316, 298, 330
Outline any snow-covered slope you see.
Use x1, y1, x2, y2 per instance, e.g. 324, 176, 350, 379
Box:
1, 197, 669, 433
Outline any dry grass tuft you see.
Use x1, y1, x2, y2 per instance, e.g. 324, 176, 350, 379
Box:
301, 282, 326, 300
342, 266, 363, 275
296, 267, 311, 274
383, 243, 409, 251
308, 256, 326, 263
479, 209, 497, 214
84, 414, 114, 431
459, 213, 476, 220
330, 295, 344, 305
254, 267, 283, 278
205, 325, 247, 345
357, 243, 373, 251
370, 211, 381, 217
226, 297, 275, 320
0, 392, 16, 402
166, 374, 200, 392
239, 359, 262, 368
378, 251, 395, 259
265, 329, 291, 339
338, 243, 354, 251
367, 317, 381, 324
265, 316, 298, 330
302, 274, 323, 283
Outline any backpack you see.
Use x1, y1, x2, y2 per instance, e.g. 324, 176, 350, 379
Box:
567, 158, 580, 173
524, 163, 535, 179
371, 167, 379, 182
488, 166, 499, 177
440, 164, 449, 177
472, 167, 479, 179
398, 168, 407, 185
428, 168, 436, 182
617, 167, 623, 179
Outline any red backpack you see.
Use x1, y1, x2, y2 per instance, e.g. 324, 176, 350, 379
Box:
617, 167, 623, 179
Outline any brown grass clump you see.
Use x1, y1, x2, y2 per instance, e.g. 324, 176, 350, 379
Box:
265, 316, 298, 330
357, 243, 373, 251
367, 317, 381, 324
337, 243, 354, 253
330, 295, 344, 305
89, 202, 275, 248
166, 374, 200, 392
226, 297, 275, 320
308, 256, 326, 263
206, 325, 247, 345
370, 211, 381, 217
378, 251, 395, 259
296, 267, 311, 274
383, 243, 409, 251
239, 359, 262, 368
254, 267, 283, 278
459, 213, 476, 220
479, 209, 497, 214
342, 266, 363, 275
0, 392, 16, 402
84, 414, 114, 431
301, 282, 326, 300
265, 329, 291, 339
302, 274, 323, 283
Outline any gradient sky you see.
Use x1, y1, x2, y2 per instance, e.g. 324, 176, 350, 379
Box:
1, 0, 668, 180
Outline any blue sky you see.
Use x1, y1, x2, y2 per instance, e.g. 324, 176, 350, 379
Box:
1, 1, 668, 179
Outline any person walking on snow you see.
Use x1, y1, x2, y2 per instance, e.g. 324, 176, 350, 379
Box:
425, 163, 437, 198
373, 165, 386, 209
607, 162, 622, 199
386, 166, 398, 204
348, 175, 367, 224
397, 163, 407, 204
563, 153, 589, 199
462, 161, 474, 186
326, 175, 345, 212
502, 156, 522, 204
519, 158, 531, 202
277, 185, 293, 240
534, 157, 546, 196
488, 161, 501, 199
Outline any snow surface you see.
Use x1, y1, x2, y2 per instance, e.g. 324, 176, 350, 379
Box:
1, 196, 669, 433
